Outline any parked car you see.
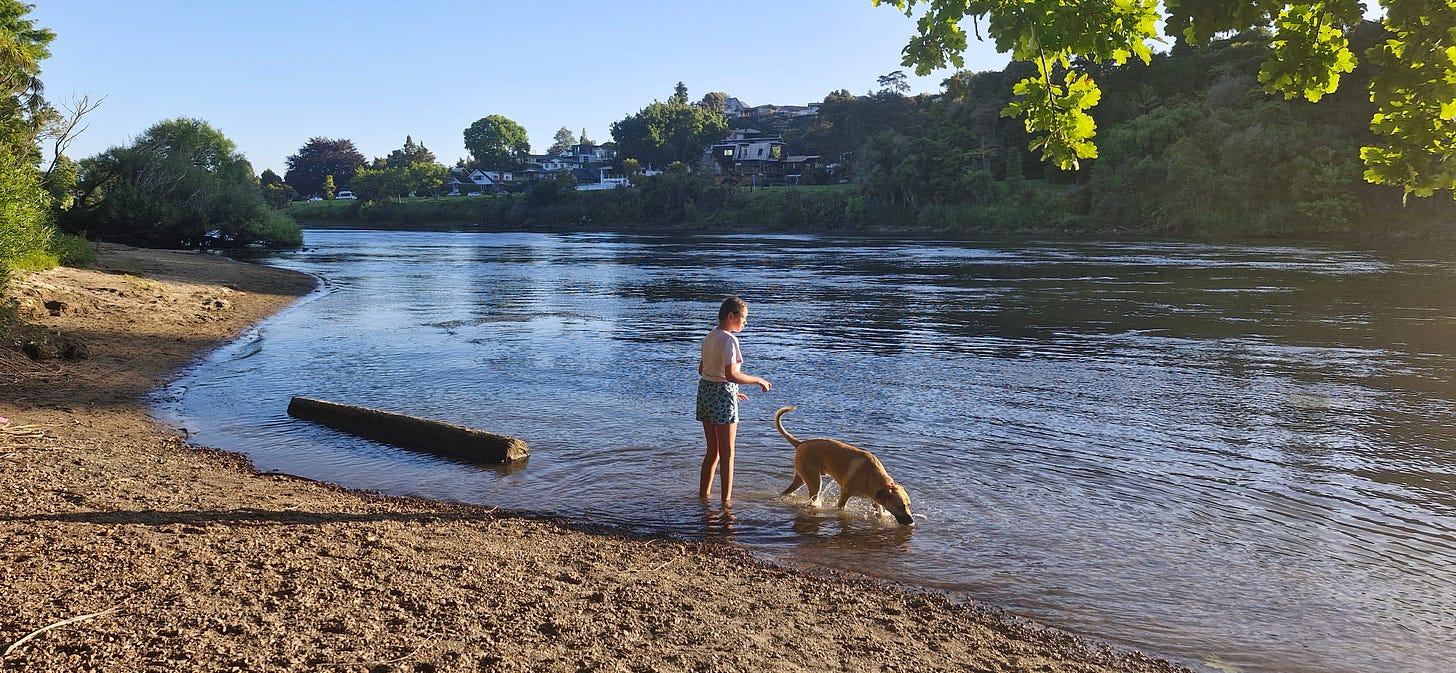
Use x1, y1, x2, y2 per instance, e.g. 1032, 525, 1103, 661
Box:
335, 190, 356, 200
307, 196, 323, 202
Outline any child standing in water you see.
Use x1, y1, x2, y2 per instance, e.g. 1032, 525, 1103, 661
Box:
697, 296, 771, 505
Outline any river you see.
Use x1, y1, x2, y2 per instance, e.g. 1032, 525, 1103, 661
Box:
160, 229, 1456, 673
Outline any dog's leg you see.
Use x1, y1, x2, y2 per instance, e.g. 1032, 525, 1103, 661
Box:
781, 474, 805, 497
805, 473, 824, 506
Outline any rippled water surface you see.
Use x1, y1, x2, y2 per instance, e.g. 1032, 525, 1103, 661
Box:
162, 230, 1456, 673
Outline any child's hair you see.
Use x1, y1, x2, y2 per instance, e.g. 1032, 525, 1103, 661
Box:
718, 296, 747, 323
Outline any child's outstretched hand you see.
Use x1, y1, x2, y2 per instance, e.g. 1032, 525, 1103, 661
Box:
736, 392, 749, 402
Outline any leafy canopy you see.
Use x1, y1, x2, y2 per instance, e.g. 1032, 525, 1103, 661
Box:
285, 137, 365, 197
611, 85, 729, 169
1, 0, 54, 287
62, 117, 300, 248
874, 0, 1456, 197
464, 115, 530, 170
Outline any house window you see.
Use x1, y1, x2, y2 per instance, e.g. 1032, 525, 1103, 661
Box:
757, 148, 763, 156
722, 148, 733, 157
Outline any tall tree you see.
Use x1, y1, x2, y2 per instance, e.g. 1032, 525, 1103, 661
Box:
0, 0, 53, 161
876, 70, 911, 95
384, 135, 437, 167
698, 91, 729, 113
463, 115, 530, 170
62, 117, 301, 248
672, 81, 690, 104
548, 126, 576, 155
1, 0, 57, 288
611, 95, 728, 169
873, 0, 1456, 197
284, 137, 365, 197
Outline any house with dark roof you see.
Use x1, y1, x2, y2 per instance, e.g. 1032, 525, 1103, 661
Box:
709, 128, 819, 186
444, 168, 515, 195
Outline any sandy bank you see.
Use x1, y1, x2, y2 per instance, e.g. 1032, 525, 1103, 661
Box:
1, 243, 1191, 672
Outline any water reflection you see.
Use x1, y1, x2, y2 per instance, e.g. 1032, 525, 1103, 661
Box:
168, 230, 1456, 673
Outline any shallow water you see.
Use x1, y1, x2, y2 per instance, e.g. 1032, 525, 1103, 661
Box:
161, 230, 1456, 673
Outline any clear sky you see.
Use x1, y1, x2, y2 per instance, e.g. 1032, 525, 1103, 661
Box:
28, 1, 1010, 176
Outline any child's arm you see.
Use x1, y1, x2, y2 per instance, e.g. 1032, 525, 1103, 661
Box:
723, 363, 771, 392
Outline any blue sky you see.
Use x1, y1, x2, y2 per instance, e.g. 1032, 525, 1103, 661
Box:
29, 1, 1009, 176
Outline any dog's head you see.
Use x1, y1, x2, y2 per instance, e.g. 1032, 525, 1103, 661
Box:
874, 482, 915, 525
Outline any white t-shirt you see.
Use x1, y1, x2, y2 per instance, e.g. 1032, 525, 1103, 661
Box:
699, 328, 742, 383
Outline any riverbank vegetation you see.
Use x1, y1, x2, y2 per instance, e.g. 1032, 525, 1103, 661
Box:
0, 1, 97, 300
289, 25, 1456, 244
1, 2, 300, 312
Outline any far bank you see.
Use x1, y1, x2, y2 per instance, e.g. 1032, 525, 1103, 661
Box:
285, 178, 1456, 247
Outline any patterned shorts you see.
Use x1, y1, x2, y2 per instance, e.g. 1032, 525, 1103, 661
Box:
696, 379, 740, 425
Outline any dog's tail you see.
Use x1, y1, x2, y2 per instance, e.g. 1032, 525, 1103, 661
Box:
773, 406, 802, 446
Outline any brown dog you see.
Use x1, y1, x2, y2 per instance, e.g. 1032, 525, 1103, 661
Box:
774, 406, 915, 525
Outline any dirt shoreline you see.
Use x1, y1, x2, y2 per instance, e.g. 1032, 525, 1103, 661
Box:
1, 244, 1192, 673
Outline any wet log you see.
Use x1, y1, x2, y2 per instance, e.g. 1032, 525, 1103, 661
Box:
287, 396, 528, 464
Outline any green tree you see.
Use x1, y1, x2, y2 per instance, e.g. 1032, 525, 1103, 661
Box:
548, 127, 576, 155
321, 174, 336, 200
672, 81, 690, 104
285, 137, 364, 197
610, 92, 728, 170
1, 149, 53, 281
877, 70, 911, 95
464, 115, 530, 170
875, 0, 1456, 197
407, 162, 449, 197
384, 135, 436, 167
261, 181, 296, 209
784, 88, 932, 168
0, 0, 57, 288
349, 161, 448, 201
698, 91, 729, 113
62, 117, 301, 248
259, 168, 294, 208
0, 0, 53, 161
350, 165, 409, 203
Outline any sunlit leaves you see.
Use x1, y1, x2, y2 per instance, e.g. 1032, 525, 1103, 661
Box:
876, 0, 1456, 197
1362, 0, 1456, 198
878, 0, 1157, 169
1003, 68, 1101, 169
1259, 4, 1356, 102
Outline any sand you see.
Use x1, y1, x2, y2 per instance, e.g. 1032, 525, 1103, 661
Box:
1, 243, 1191, 672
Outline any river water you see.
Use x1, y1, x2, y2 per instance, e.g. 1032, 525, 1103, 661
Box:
159, 229, 1456, 673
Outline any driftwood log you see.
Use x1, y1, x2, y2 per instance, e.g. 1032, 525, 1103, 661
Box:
287, 397, 528, 464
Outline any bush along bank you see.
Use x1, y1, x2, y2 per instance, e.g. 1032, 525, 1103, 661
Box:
288, 176, 1101, 239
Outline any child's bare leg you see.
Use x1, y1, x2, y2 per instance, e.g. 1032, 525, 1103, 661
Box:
715, 422, 737, 505
699, 422, 720, 499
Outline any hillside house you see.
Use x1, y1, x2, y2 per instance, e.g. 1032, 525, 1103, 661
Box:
710, 129, 819, 185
